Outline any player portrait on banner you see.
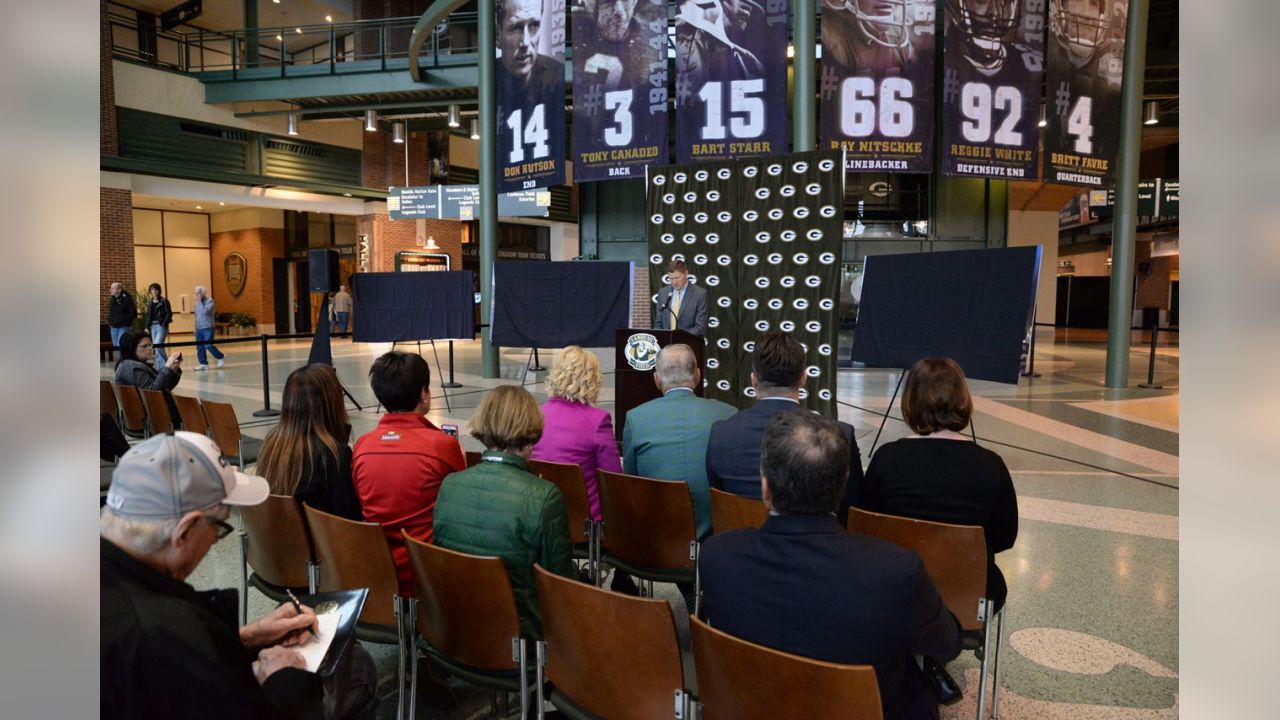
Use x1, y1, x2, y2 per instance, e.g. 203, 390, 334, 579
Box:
497, 0, 567, 193
571, 0, 668, 182
1045, 0, 1127, 186
941, 0, 1046, 180
674, 0, 788, 163
819, 0, 937, 172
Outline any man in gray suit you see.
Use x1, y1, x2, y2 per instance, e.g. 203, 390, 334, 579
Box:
654, 260, 708, 337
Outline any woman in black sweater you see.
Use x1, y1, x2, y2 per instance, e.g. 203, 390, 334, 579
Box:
145, 283, 173, 367
859, 356, 1018, 610
257, 363, 363, 520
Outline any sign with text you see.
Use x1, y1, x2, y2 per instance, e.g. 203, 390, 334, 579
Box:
1045, 0, 1128, 186
673, 0, 789, 164
942, 0, 1046, 180
819, 0, 936, 172
388, 186, 550, 220
571, 0, 668, 182
497, 0, 567, 192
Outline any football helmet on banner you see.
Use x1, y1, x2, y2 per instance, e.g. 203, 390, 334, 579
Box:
1050, 0, 1113, 66
823, 0, 933, 49
946, 0, 1019, 70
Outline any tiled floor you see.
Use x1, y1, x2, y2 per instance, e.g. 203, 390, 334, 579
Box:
103, 327, 1179, 718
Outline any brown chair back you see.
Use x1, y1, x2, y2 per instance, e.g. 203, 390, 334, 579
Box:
113, 383, 147, 436
535, 565, 684, 719
140, 389, 174, 435
403, 534, 521, 671
241, 494, 314, 589
710, 488, 769, 533
100, 380, 118, 419
201, 400, 242, 459
691, 615, 882, 720
529, 459, 591, 544
173, 394, 209, 436
597, 470, 696, 570
847, 508, 988, 631
464, 450, 482, 468
303, 504, 400, 626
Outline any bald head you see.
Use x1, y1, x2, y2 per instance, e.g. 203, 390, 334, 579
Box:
655, 343, 698, 391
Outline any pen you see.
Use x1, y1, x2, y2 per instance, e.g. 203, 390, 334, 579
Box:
286, 589, 319, 640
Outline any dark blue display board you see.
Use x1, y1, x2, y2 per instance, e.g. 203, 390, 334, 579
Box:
851, 247, 1040, 385
491, 261, 633, 348
350, 271, 475, 343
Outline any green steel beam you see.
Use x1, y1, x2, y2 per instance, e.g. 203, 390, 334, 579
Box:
100, 155, 387, 200
244, 0, 259, 67
201, 59, 480, 103
792, 0, 816, 151
478, 0, 499, 378
407, 0, 472, 82
1105, 0, 1150, 388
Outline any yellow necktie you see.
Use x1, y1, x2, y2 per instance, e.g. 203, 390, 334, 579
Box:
671, 289, 681, 329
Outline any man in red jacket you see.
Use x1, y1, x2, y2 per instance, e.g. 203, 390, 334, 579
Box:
353, 351, 465, 596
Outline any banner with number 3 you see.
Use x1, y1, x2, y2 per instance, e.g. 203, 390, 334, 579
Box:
674, 0, 790, 163
497, 0, 567, 193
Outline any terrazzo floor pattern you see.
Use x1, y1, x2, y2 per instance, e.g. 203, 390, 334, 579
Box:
103, 328, 1179, 718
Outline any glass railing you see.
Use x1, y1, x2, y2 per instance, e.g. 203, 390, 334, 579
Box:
107, 12, 480, 76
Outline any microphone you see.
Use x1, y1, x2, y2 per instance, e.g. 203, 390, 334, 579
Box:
656, 291, 672, 328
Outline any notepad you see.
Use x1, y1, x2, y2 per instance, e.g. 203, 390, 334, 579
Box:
296, 611, 342, 673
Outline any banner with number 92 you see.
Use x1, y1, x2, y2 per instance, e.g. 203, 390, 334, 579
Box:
674, 0, 790, 164
1044, 0, 1128, 187
497, 0, 567, 193
819, 0, 937, 173
571, 0, 668, 182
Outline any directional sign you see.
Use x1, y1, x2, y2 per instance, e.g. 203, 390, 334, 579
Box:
389, 186, 550, 220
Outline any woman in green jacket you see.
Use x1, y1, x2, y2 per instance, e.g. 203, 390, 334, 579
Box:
433, 385, 576, 639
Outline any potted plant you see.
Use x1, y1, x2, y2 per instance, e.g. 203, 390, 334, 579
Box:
229, 312, 256, 336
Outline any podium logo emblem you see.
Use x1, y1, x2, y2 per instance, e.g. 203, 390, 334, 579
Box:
625, 333, 659, 371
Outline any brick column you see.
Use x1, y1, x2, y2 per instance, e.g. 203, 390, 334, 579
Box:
101, 189, 135, 322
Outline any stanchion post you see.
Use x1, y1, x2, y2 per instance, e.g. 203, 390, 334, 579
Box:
252, 333, 281, 417
1138, 325, 1163, 389
441, 340, 463, 388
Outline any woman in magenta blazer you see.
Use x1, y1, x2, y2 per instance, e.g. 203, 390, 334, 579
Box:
532, 346, 621, 520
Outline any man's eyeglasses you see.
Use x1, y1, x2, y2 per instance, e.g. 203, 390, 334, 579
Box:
204, 517, 235, 540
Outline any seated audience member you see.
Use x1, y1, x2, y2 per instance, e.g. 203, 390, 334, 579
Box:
859, 356, 1018, 611
531, 345, 621, 522
101, 431, 377, 720
114, 328, 183, 427
353, 351, 465, 596
433, 385, 576, 639
258, 364, 362, 521
700, 413, 962, 720
623, 343, 736, 540
706, 330, 863, 523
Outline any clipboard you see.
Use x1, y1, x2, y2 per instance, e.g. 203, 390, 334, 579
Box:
295, 588, 368, 677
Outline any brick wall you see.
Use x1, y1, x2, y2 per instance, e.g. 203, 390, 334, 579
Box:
364, 128, 429, 189
210, 227, 287, 327
631, 265, 651, 328
362, 127, 387, 190
101, 189, 135, 323
100, 0, 117, 156
366, 214, 463, 272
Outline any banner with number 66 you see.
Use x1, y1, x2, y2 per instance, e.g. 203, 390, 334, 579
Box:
572, 0, 669, 182
497, 0, 567, 193
1044, 0, 1128, 187
674, 0, 790, 164
819, 0, 937, 173
942, 0, 1046, 181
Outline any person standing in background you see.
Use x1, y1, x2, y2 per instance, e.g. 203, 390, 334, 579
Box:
107, 282, 136, 362
333, 285, 353, 334
146, 283, 173, 369
193, 285, 225, 371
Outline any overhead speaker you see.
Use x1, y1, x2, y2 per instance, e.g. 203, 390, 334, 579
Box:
308, 249, 340, 292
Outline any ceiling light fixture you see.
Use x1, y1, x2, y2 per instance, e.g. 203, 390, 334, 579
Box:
195, 205, 202, 210
470, 119, 480, 140
218, 202, 225, 206
1037, 102, 1047, 128
287, 112, 299, 136
295, 28, 302, 34
1143, 100, 1159, 125
276, 34, 283, 41
326, 15, 333, 22
393, 122, 405, 143
364, 109, 377, 132
448, 105, 461, 128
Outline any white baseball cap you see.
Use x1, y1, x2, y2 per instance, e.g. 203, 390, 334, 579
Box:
105, 431, 269, 518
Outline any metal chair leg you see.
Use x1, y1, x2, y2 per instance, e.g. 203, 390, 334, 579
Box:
692, 541, 702, 617
407, 598, 420, 720
306, 560, 318, 594
976, 605, 993, 720
238, 524, 249, 626
518, 638, 529, 720
535, 640, 547, 720
989, 606, 1006, 719
395, 596, 406, 720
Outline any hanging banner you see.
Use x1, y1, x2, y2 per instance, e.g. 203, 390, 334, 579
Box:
497, 0, 567, 193
674, 0, 789, 164
819, 0, 937, 173
1045, 0, 1128, 186
571, 0, 668, 182
941, 0, 1046, 180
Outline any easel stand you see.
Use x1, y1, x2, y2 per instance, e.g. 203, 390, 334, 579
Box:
440, 341, 463, 388
380, 339, 453, 413
522, 348, 548, 387
338, 377, 363, 411
869, 369, 908, 456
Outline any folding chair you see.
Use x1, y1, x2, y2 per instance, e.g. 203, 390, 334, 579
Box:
529, 459, 598, 583
173, 394, 209, 436
597, 470, 699, 610
237, 494, 318, 624
709, 488, 769, 533
202, 399, 262, 468
140, 389, 175, 435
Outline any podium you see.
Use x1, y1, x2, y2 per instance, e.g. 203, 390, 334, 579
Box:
614, 328, 706, 440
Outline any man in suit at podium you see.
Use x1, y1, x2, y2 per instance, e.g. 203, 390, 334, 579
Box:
654, 260, 708, 337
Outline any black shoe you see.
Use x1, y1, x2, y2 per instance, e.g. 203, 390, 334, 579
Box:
609, 572, 640, 596
413, 664, 457, 711
923, 656, 962, 706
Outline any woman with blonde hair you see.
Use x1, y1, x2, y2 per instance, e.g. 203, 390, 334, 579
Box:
433, 385, 576, 638
257, 363, 362, 520
531, 346, 622, 522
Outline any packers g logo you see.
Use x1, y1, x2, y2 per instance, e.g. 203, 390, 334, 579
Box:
708, 190, 721, 202
780, 320, 796, 332
768, 253, 783, 265
806, 366, 821, 377
780, 276, 796, 288
707, 358, 719, 369
819, 389, 833, 400
624, 333, 659, 371
694, 212, 708, 224
653, 174, 667, 185
767, 163, 783, 176
798, 388, 809, 400
755, 320, 770, 332
820, 205, 838, 218
674, 172, 688, 183
792, 161, 810, 174
683, 233, 697, 244
755, 231, 771, 243
672, 213, 686, 224
705, 275, 720, 287
743, 166, 759, 178
693, 254, 708, 265
717, 380, 732, 391
806, 183, 822, 195
717, 211, 733, 223
717, 339, 732, 349
695, 170, 709, 182
743, 210, 759, 222
660, 233, 674, 244
818, 158, 836, 172
717, 168, 732, 180
768, 299, 784, 310
650, 213, 664, 224
744, 387, 757, 398
708, 316, 720, 328
768, 209, 785, 221
743, 341, 756, 352
794, 207, 811, 220
663, 193, 676, 204
755, 187, 771, 200
780, 185, 796, 197
707, 232, 722, 244
649, 253, 663, 265
684, 192, 698, 203
780, 230, 797, 242
718, 297, 733, 308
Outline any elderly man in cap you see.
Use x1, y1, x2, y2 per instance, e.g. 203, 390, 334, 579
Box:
101, 431, 377, 720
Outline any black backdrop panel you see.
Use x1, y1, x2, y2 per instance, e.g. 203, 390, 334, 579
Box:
851, 247, 1040, 384
350, 271, 476, 343
491, 261, 632, 348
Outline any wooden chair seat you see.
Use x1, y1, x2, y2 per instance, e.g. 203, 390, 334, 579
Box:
529, 459, 597, 567
597, 470, 698, 589
710, 488, 769, 533
237, 494, 316, 623
303, 504, 401, 635
173, 394, 210, 437
112, 382, 147, 438
100, 380, 118, 422
464, 450, 482, 468
691, 615, 882, 720
202, 399, 261, 468
140, 389, 175, 435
